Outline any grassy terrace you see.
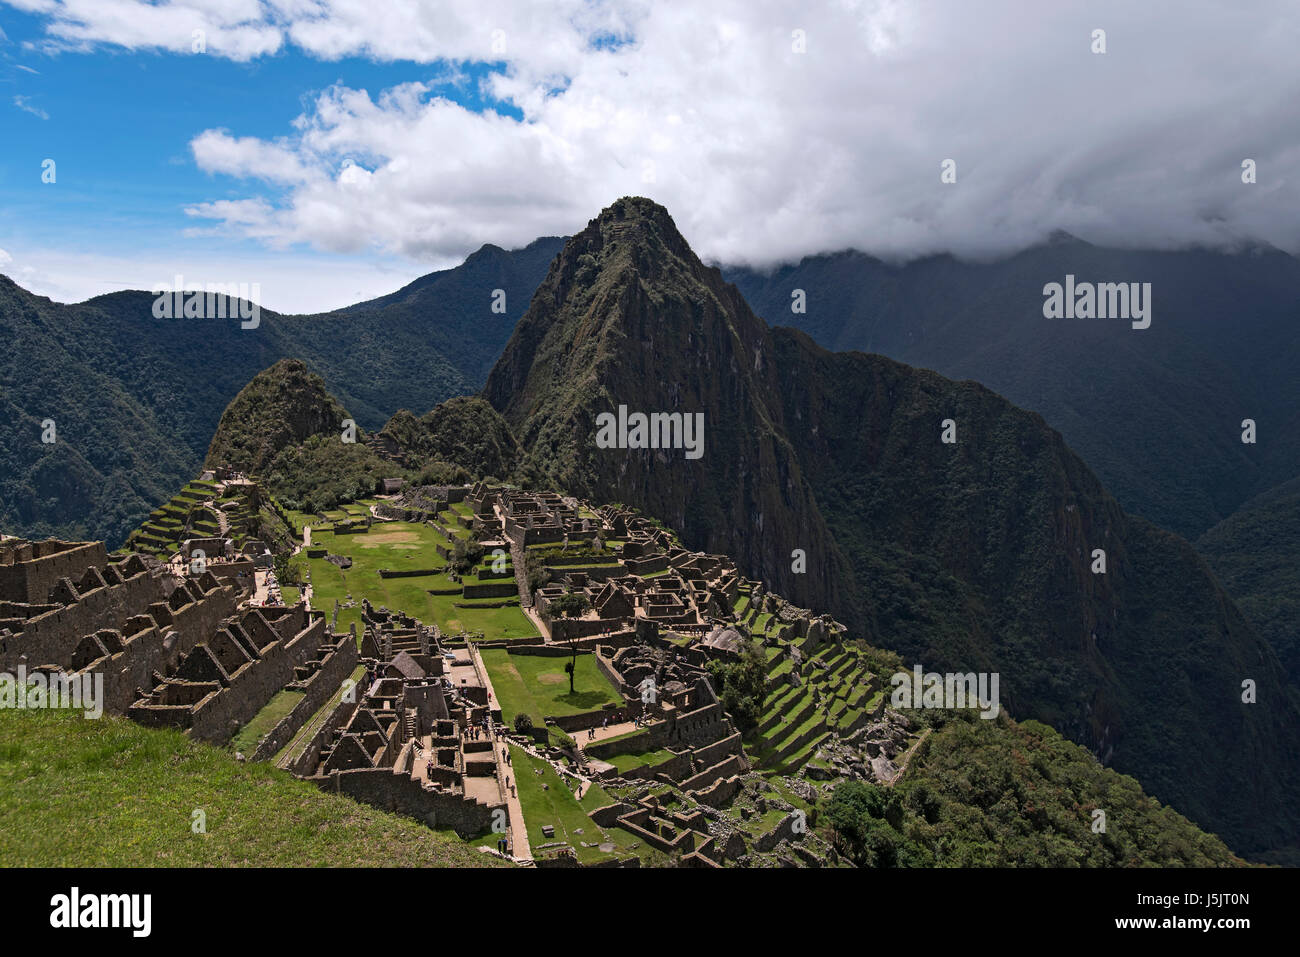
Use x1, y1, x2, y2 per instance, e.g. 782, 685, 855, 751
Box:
0, 708, 497, 867
274, 665, 366, 765
481, 649, 622, 724
603, 746, 676, 774
295, 521, 537, 641
230, 688, 305, 755
510, 745, 642, 864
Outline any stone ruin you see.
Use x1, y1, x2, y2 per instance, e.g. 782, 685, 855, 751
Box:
281, 602, 509, 838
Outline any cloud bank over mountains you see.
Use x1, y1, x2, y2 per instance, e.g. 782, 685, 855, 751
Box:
8, 0, 1300, 272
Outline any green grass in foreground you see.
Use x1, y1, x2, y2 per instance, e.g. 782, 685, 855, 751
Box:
0, 707, 498, 867
481, 649, 621, 723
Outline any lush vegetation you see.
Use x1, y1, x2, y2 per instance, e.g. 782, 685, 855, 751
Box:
1198, 474, 1300, 684
0, 707, 498, 867
706, 637, 768, 732
0, 238, 561, 547
378, 396, 522, 481
824, 712, 1246, 868
266, 437, 406, 512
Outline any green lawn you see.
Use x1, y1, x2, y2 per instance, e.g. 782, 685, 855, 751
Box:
296, 522, 537, 641
605, 748, 676, 773
509, 745, 640, 864
481, 649, 621, 724
0, 707, 499, 867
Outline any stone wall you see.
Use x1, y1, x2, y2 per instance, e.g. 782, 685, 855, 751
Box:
0, 556, 165, 670
679, 754, 744, 792
0, 541, 107, 604
549, 616, 624, 643
461, 581, 519, 600
377, 567, 442, 579
282, 695, 359, 775
620, 750, 692, 781
547, 701, 626, 732
328, 766, 502, 838
690, 774, 742, 809
251, 635, 359, 761
689, 730, 744, 769
129, 610, 326, 745
70, 578, 242, 715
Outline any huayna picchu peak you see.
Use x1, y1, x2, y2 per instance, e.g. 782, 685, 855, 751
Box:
483, 197, 1300, 861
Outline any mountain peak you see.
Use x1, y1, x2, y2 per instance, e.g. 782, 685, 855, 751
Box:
204, 359, 350, 475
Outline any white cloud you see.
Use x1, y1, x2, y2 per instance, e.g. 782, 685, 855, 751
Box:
0, 247, 12, 266
13, 94, 49, 119
9, 0, 1300, 270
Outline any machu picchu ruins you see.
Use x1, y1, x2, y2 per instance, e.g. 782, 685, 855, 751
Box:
0, 470, 941, 869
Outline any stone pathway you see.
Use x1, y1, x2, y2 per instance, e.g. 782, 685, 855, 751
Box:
469, 642, 532, 863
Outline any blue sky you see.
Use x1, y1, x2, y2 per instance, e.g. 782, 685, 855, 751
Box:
0, 1, 1295, 312
0, 5, 527, 308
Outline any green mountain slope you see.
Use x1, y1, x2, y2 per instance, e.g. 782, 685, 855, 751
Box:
0, 238, 562, 546
768, 326, 1300, 860
377, 396, 521, 480
1198, 474, 1300, 684
483, 197, 1300, 860
726, 242, 1300, 542
484, 196, 852, 617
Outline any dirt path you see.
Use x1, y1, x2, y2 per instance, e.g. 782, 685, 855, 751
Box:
577, 720, 639, 747
885, 727, 932, 786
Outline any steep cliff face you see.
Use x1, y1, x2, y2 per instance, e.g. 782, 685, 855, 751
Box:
204, 359, 349, 474
484, 197, 850, 615
768, 327, 1300, 856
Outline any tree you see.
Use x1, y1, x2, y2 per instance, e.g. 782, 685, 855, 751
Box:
550, 592, 590, 618
513, 713, 534, 734
449, 537, 485, 575
706, 638, 768, 731
524, 550, 551, 592
272, 553, 303, 586
824, 780, 918, 867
